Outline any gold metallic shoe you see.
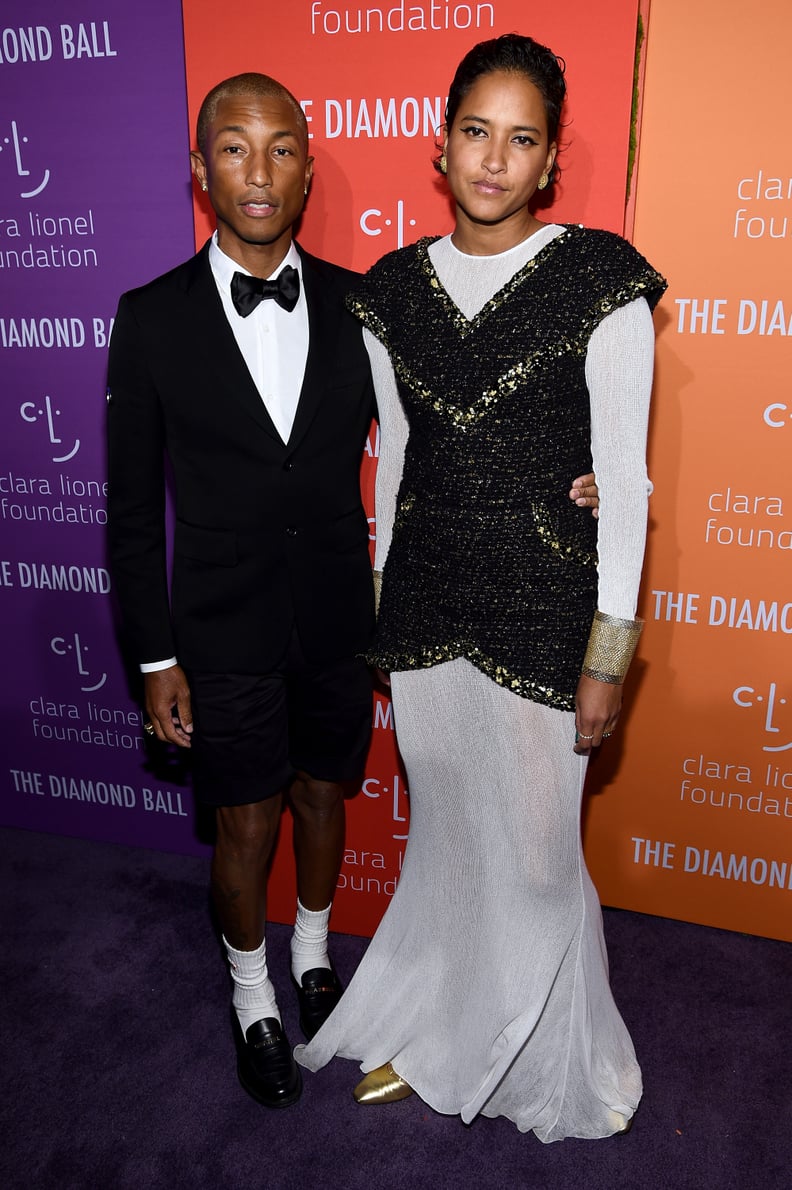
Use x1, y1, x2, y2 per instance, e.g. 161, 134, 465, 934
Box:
353, 1062, 413, 1104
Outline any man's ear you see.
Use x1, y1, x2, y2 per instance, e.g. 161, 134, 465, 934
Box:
190, 151, 207, 191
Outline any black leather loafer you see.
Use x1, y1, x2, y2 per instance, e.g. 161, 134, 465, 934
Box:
236, 1017, 302, 1109
292, 966, 343, 1040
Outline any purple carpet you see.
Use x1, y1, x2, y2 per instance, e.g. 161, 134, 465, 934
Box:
1, 826, 790, 1189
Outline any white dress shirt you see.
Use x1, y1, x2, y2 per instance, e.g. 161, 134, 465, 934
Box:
208, 233, 309, 443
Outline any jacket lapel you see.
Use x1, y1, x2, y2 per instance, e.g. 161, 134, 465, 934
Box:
182, 244, 283, 442
287, 245, 340, 451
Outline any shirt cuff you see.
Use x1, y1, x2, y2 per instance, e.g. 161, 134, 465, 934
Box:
140, 658, 178, 673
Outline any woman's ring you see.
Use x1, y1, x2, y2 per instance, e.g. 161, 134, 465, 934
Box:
143, 721, 155, 737
602, 731, 613, 739
577, 731, 595, 740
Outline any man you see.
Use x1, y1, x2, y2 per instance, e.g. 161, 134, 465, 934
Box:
107, 74, 376, 1110
107, 71, 600, 1112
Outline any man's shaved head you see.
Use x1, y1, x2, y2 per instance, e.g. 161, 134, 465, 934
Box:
196, 73, 308, 154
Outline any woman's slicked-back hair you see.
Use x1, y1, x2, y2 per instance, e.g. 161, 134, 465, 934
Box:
440, 34, 567, 182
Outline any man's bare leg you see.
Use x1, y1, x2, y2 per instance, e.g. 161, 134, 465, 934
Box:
213, 795, 302, 1107
289, 771, 348, 1035
290, 771, 346, 911
212, 798, 283, 1027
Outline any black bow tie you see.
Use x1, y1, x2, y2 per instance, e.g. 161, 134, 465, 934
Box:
230, 266, 300, 316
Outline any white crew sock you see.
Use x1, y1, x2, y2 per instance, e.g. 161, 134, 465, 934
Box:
290, 899, 332, 982
223, 935, 280, 1033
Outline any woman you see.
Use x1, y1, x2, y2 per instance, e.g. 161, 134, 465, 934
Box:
296, 33, 666, 1141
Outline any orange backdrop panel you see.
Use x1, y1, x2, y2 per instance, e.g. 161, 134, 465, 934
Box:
181, 0, 643, 934
583, 0, 792, 942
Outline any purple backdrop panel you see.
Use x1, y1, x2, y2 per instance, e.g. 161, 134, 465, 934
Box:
0, 3, 206, 854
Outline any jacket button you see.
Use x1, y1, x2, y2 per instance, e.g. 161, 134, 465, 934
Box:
286, 526, 297, 537
283, 460, 293, 471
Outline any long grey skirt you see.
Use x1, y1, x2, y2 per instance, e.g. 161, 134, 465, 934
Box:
296, 659, 640, 1142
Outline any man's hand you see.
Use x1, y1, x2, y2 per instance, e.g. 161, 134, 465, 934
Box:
569, 472, 599, 519
144, 666, 193, 747
573, 673, 621, 755
373, 667, 391, 690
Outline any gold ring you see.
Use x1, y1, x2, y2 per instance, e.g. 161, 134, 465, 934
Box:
602, 731, 613, 739
143, 722, 155, 737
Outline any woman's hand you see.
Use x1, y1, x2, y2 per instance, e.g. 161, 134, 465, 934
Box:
573, 673, 621, 754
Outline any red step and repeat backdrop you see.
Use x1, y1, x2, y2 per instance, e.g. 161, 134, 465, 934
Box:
3, 0, 788, 941
180, 0, 646, 933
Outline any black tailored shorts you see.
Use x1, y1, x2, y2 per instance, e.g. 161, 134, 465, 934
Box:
184, 628, 373, 807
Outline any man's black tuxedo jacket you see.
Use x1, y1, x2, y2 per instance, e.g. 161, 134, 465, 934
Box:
107, 241, 376, 673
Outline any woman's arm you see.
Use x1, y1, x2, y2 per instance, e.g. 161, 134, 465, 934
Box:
586, 297, 656, 618
574, 297, 657, 751
365, 328, 409, 577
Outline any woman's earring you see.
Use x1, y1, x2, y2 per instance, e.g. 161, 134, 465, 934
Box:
439, 152, 447, 175
537, 173, 549, 191
201, 181, 208, 192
